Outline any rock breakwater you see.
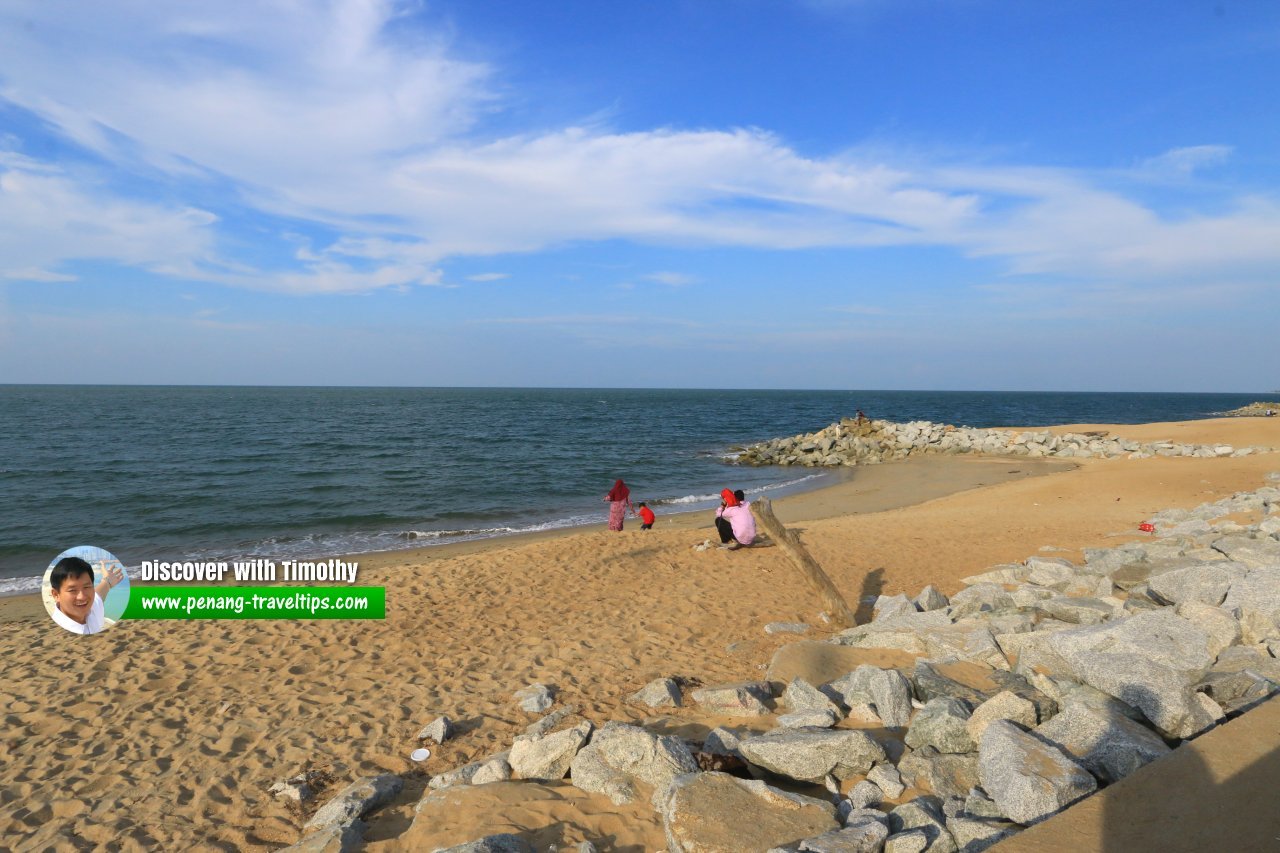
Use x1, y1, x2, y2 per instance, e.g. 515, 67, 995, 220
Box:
1221, 402, 1280, 418
734, 418, 1273, 467
283, 476, 1280, 852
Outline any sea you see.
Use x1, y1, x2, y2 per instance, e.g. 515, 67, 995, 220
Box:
0, 386, 1267, 595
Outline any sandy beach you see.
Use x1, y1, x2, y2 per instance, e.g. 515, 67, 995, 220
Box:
2, 415, 1278, 851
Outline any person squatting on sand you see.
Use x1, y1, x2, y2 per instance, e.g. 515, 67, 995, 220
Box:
603, 478, 635, 531
48, 556, 123, 635
637, 502, 655, 529
714, 487, 756, 549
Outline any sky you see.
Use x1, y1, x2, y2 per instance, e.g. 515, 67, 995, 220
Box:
1, 0, 1278, 391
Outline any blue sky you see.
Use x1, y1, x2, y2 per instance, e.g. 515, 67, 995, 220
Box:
1, 0, 1277, 390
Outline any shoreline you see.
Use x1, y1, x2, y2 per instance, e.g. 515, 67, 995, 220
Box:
0, 454, 1071, 625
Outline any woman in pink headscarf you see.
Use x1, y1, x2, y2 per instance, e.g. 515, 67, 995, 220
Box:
714, 487, 756, 549
603, 479, 635, 531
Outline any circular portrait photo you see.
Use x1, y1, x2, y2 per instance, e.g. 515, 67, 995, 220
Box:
43, 546, 131, 635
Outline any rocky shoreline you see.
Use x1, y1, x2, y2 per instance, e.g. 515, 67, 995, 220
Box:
279, 471, 1280, 853
733, 418, 1275, 467
1221, 402, 1280, 418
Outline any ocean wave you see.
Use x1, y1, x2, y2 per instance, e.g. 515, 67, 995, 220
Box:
0, 575, 45, 597
657, 473, 825, 505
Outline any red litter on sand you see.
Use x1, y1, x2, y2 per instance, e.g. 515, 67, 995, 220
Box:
1138, 522, 1156, 533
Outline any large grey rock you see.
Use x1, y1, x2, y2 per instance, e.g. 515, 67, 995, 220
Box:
965, 691, 1038, 743
915, 586, 950, 612
469, 758, 512, 786
569, 722, 698, 805
433, 835, 534, 853
868, 763, 906, 799
905, 699, 975, 754
944, 816, 1017, 852
631, 677, 684, 708
279, 821, 366, 853
828, 666, 914, 728
848, 780, 884, 810
884, 830, 929, 853
959, 566, 1028, 587
1044, 611, 1215, 679
1195, 650, 1280, 715
1083, 546, 1146, 576
509, 721, 592, 781
919, 624, 1009, 670
1146, 562, 1249, 607
1222, 567, 1280, 643
303, 775, 403, 833
840, 807, 891, 832
978, 721, 1096, 826
897, 748, 981, 800
1039, 678, 1146, 723
1175, 601, 1242, 657
875, 594, 919, 622
962, 788, 1004, 820
786, 677, 844, 715
888, 797, 955, 852
948, 585, 1016, 619
1033, 702, 1170, 784
661, 772, 838, 853
428, 752, 509, 790
702, 727, 744, 758
779, 709, 841, 729
1212, 535, 1280, 569
795, 822, 890, 852
1064, 651, 1216, 739
568, 745, 636, 806
738, 728, 887, 782
912, 661, 1055, 722
1024, 558, 1083, 590
524, 705, 580, 738
691, 682, 773, 716
1035, 597, 1114, 626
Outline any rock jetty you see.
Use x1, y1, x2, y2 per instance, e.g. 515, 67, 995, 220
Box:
286, 477, 1280, 852
733, 418, 1273, 467
1221, 402, 1280, 418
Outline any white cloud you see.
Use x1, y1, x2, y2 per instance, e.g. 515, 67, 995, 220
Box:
1140, 145, 1233, 176
3, 267, 78, 282
468, 272, 509, 282
644, 271, 697, 286
0, 160, 219, 280
0, 3, 1278, 299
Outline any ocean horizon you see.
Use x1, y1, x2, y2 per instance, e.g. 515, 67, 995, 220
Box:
2, 385, 1269, 595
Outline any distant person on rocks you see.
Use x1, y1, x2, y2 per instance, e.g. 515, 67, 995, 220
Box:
714, 488, 756, 550
638, 502, 656, 530
604, 479, 635, 531
855, 409, 867, 426
48, 556, 122, 635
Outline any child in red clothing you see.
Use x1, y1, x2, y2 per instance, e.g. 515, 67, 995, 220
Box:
637, 502, 656, 530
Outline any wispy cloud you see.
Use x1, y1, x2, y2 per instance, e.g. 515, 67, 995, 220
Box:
468, 272, 509, 282
1139, 145, 1233, 176
475, 314, 701, 328
1, 1, 1278, 300
644, 271, 697, 286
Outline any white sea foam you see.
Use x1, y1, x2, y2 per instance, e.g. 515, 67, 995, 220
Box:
0, 575, 45, 597
659, 474, 825, 505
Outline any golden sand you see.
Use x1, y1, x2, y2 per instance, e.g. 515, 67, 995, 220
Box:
1, 416, 1277, 850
